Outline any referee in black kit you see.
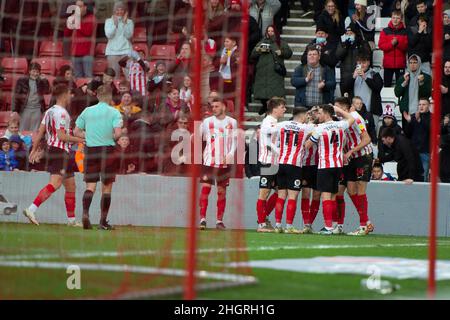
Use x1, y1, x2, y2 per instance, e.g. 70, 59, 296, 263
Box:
74, 86, 123, 230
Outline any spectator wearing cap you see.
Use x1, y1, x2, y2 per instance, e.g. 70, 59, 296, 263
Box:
9, 134, 28, 171
443, 11, 450, 62
394, 54, 432, 129
352, 53, 383, 132
316, 0, 345, 49
64, 0, 96, 78
251, 25, 293, 115
291, 45, 336, 109
336, 22, 371, 97
407, 14, 433, 75
85, 67, 121, 106
250, 0, 281, 40
351, 0, 375, 49
441, 60, 450, 118
104, 1, 134, 79
378, 10, 409, 87
301, 26, 337, 70
377, 104, 403, 147
13, 62, 50, 131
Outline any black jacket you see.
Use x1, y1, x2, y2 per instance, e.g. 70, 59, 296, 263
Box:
13, 76, 50, 114
316, 11, 345, 48
403, 111, 431, 154
407, 27, 433, 63
442, 74, 450, 118
379, 134, 424, 181
444, 25, 450, 63
356, 105, 377, 144
440, 123, 450, 181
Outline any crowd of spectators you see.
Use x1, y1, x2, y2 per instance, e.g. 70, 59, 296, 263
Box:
1, 0, 450, 183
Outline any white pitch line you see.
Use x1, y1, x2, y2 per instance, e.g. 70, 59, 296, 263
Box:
0, 260, 256, 284
0, 242, 437, 261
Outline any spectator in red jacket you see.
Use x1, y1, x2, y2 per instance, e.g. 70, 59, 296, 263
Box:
64, 0, 97, 78
378, 10, 409, 87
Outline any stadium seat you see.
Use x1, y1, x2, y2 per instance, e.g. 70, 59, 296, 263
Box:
92, 58, 108, 76
381, 87, 396, 102
373, 50, 384, 69
0, 91, 13, 111
133, 27, 147, 43
39, 41, 63, 57
0, 73, 23, 91
0, 111, 13, 127
31, 57, 57, 76
55, 58, 72, 72
133, 43, 149, 57
1, 57, 28, 74
149, 44, 176, 61
375, 17, 391, 32
95, 43, 107, 58
45, 75, 56, 86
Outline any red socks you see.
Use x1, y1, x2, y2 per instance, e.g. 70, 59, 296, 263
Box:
265, 193, 278, 217
301, 198, 310, 225
256, 199, 267, 224
199, 186, 211, 220
310, 199, 320, 224
357, 194, 369, 226
275, 198, 286, 224
322, 200, 334, 228
286, 199, 297, 225
331, 200, 338, 223
33, 184, 56, 207
217, 192, 226, 221
64, 192, 76, 219
336, 195, 345, 225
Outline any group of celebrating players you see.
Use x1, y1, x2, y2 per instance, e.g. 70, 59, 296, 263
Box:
20, 82, 374, 236
198, 96, 374, 236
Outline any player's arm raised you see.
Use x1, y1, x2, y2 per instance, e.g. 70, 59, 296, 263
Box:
334, 105, 355, 127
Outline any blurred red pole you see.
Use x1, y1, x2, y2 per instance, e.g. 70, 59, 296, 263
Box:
428, 0, 443, 300
184, 0, 204, 300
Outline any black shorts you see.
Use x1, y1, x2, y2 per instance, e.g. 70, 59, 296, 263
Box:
317, 167, 342, 194
301, 165, 318, 190
277, 164, 302, 191
84, 146, 117, 184
200, 165, 230, 187
339, 165, 349, 187
347, 154, 373, 182
259, 164, 278, 189
46, 147, 77, 178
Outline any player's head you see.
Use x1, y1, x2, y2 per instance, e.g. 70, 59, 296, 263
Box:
53, 83, 71, 107
334, 97, 351, 112
371, 162, 385, 180
317, 104, 335, 123
267, 97, 286, 119
292, 107, 308, 123
380, 127, 396, 147
96, 85, 113, 104
211, 97, 226, 117
307, 106, 320, 124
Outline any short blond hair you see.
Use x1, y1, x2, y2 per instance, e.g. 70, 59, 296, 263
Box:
96, 85, 113, 103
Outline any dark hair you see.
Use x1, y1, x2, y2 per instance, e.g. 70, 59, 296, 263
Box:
356, 53, 371, 62
211, 97, 224, 104
306, 44, 320, 55
292, 106, 308, 117
416, 0, 426, 6
104, 67, 116, 78
380, 127, 396, 138
57, 65, 73, 77
391, 9, 403, 17
419, 97, 430, 103
373, 162, 384, 170
29, 62, 41, 72
0, 137, 9, 146
265, 25, 281, 47
52, 83, 70, 98
267, 97, 286, 113
417, 14, 428, 23
334, 97, 351, 109
319, 104, 335, 117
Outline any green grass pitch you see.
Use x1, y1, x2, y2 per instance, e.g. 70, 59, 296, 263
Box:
1, 223, 449, 299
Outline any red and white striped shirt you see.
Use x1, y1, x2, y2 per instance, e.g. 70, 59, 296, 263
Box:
41, 105, 71, 153
345, 111, 373, 159
127, 60, 149, 96
310, 120, 349, 169
259, 115, 279, 165
277, 121, 314, 167
201, 115, 237, 168
301, 124, 318, 167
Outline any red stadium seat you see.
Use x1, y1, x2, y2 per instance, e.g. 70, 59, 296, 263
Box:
132, 43, 149, 57
95, 43, 107, 58
31, 57, 57, 76
1, 57, 28, 74
76, 77, 91, 88
0, 73, 23, 91
92, 58, 108, 76
0, 92, 14, 111
133, 27, 147, 43
45, 75, 56, 87
39, 41, 63, 57
0, 111, 13, 128
149, 44, 176, 61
